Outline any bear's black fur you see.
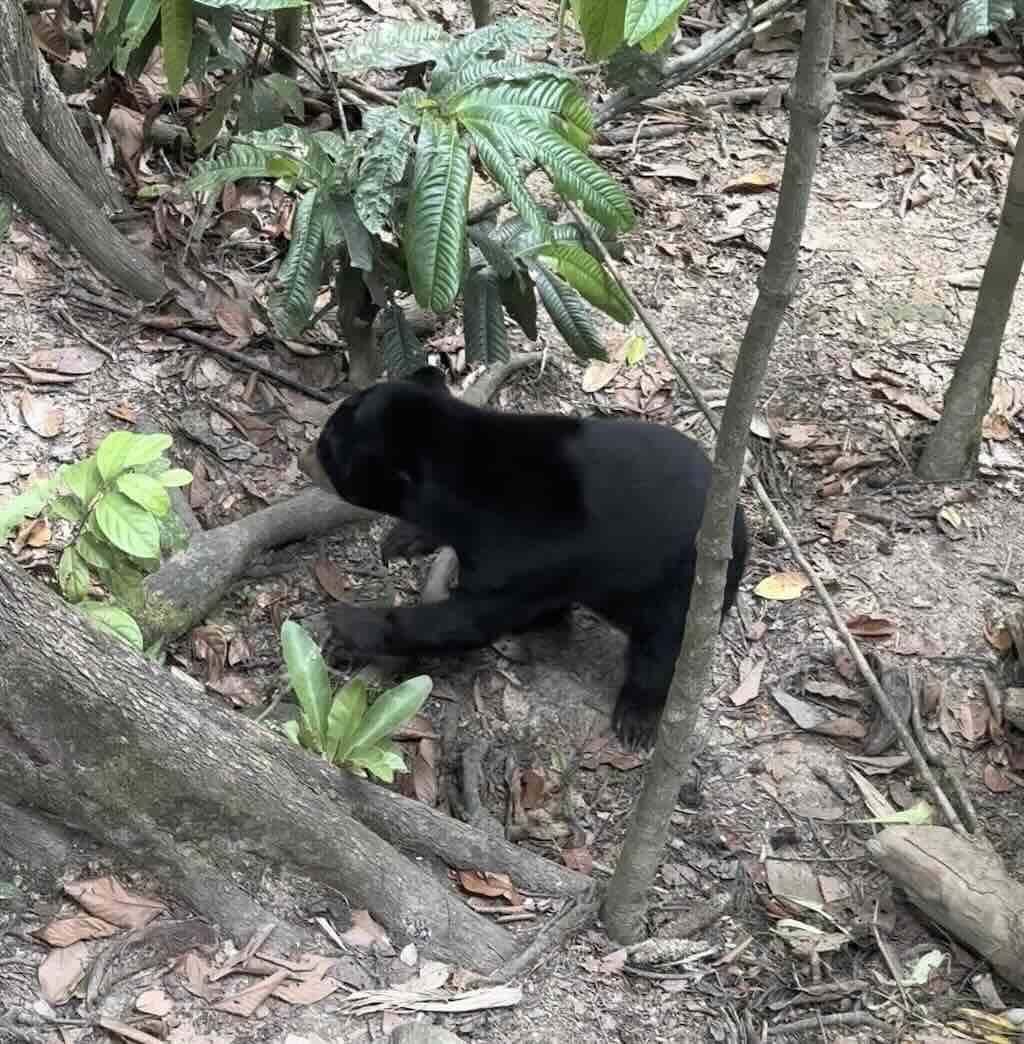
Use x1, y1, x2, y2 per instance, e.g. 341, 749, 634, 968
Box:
305, 366, 749, 749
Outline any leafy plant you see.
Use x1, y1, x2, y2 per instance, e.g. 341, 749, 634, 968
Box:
279, 620, 432, 781
185, 17, 636, 368
952, 0, 1024, 43
568, 0, 690, 60
0, 431, 192, 651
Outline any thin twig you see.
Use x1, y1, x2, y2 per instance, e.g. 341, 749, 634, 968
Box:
563, 198, 968, 835
307, 7, 349, 141
53, 303, 116, 359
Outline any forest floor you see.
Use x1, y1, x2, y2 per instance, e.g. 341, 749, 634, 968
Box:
2, 1, 1024, 1043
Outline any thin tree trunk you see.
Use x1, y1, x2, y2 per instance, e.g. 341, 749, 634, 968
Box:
603, 0, 837, 943
916, 119, 1024, 480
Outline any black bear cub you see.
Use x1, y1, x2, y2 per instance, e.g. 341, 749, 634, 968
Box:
301, 366, 749, 750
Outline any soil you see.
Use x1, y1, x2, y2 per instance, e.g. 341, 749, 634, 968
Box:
2, 2, 1024, 1043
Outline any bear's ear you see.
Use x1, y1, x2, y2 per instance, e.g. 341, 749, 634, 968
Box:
404, 366, 449, 395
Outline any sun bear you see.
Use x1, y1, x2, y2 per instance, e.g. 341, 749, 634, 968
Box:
300, 366, 749, 749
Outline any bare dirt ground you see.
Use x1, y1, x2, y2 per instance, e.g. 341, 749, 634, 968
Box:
3, 2, 1024, 1042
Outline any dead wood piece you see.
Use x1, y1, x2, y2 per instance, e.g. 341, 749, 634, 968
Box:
866, 825, 1024, 991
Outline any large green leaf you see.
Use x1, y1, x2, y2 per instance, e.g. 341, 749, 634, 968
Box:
624, 0, 687, 46
192, 74, 239, 152
269, 189, 325, 338
436, 59, 575, 104
347, 675, 433, 753
356, 110, 411, 234
458, 80, 594, 149
86, 0, 127, 76
96, 431, 137, 482
569, 0, 626, 59
497, 267, 538, 340
509, 119, 635, 232
334, 21, 452, 76
468, 224, 515, 277
280, 620, 332, 741
63, 458, 102, 508
116, 473, 171, 517
952, 0, 1024, 41
125, 433, 174, 469
78, 602, 145, 651
161, 0, 193, 96
202, 0, 306, 8
536, 242, 633, 323
326, 678, 368, 762
337, 195, 373, 271
380, 304, 425, 376
186, 143, 292, 192
404, 116, 472, 312
0, 479, 59, 543
431, 17, 551, 93
58, 547, 91, 603
463, 266, 509, 365
93, 492, 161, 559
460, 120, 549, 235
531, 261, 607, 360
115, 0, 160, 73
344, 744, 407, 782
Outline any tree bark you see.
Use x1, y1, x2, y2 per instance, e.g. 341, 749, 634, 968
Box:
916, 117, 1024, 480
0, 554, 592, 972
0, 0, 166, 302
603, 0, 837, 943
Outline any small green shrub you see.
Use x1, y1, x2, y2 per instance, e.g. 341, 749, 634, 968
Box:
280, 619, 432, 782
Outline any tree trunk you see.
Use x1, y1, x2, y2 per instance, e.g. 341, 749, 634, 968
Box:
916, 118, 1024, 481
0, 0, 166, 302
272, 10, 303, 77
603, 0, 837, 943
0, 554, 589, 972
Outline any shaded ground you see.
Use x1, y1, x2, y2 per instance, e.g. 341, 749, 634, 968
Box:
3, 2, 1024, 1042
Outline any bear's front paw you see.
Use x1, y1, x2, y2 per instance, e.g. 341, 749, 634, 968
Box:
380, 521, 440, 565
325, 604, 394, 655
611, 695, 660, 752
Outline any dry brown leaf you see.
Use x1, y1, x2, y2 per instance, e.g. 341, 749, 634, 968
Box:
644, 163, 700, 182
831, 514, 851, 542
177, 951, 214, 1000
20, 391, 63, 437
18, 518, 51, 550
844, 753, 912, 775
36, 914, 118, 946
723, 171, 778, 193
520, 767, 546, 809
985, 622, 1012, 653
273, 976, 342, 1005
135, 988, 174, 1016
562, 848, 593, 874
97, 1017, 166, 1044
411, 739, 439, 805
312, 559, 350, 600
728, 660, 764, 707
872, 385, 941, 421
213, 968, 289, 1016
456, 871, 522, 905
341, 909, 389, 949
64, 875, 166, 929
581, 359, 620, 393
983, 764, 1015, 793
38, 940, 88, 1005
959, 702, 989, 743
29, 348, 106, 376
846, 615, 896, 638
754, 571, 809, 601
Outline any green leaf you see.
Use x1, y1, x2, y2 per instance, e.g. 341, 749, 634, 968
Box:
431, 17, 552, 93
157, 468, 193, 487
535, 242, 633, 323
96, 430, 137, 482
116, 473, 171, 517
468, 224, 515, 277
124, 433, 173, 469
185, 143, 279, 192
337, 195, 373, 271
463, 266, 509, 365
58, 547, 92, 603
93, 492, 161, 559
507, 120, 635, 232
75, 532, 115, 570
457, 79, 594, 149
347, 675, 432, 753
326, 678, 368, 762
282, 719, 302, 745
334, 21, 452, 76
161, 0, 193, 96
497, 267, 538, 340
0, 478, 61, 542
201, 0, 306, 8
193, 74, 239, 153
344, 744, 407, 782
460, 119, 550, 235
269, 189, 325, 338
86, 0, 127, 77
280, 620, 332, 742
637, 6, 682, 52
624, 0, 687, 47
356, 110, 411, 235
0, 196, 12, 242
531, 261, 607, 360
569, 0, 627, 59
187, 23, 212, 87
50, 496, 85, 523
115, 0, 160, 74
78, 601, 145, 651
380, 303, 426, 376
262, 73, 305, 119
404, 116, 472, 312
437, 59, 575, 104
624, 334, 646, 364
952, 0, 1024, 42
